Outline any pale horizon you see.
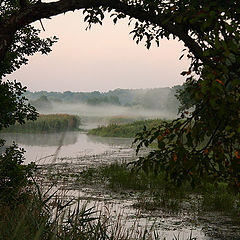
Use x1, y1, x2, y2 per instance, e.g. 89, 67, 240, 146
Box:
5, 10, 190, 92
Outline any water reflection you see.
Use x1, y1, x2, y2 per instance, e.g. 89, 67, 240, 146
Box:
0, 132, 134, 164
0, 132, 78, 146
1, 131, 238, 239
87, 134, 133, 146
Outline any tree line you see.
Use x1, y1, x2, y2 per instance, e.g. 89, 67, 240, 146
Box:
26, 87, 181, 113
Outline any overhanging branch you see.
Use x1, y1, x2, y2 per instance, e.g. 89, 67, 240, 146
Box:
0, 0, 208, 69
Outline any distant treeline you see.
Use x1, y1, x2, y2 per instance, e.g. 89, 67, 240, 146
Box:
2, 114, 80, 133
88, 119, 163, 138
25, 87, 183, 113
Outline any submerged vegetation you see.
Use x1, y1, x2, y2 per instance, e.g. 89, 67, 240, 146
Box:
0, 144, 198, 240
2, 114, 80, 133
74, 162, 240, 215
88, 119, 164, 138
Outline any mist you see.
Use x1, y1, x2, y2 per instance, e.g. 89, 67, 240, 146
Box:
26, 87, 181, 128
46, 101, 176, 117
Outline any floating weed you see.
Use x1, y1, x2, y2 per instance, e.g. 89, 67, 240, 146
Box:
76, 162, 240, 217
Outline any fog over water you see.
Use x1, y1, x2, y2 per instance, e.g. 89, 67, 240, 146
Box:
44, 102, 178, 119
1, 92, 238, 240
26, 86, 181, 124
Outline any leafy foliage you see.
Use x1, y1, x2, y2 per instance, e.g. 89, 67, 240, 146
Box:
0, 141, 35, 204
0, 0, 57, 130
131, 0, 240, 190
1, 25, 57, 77
0, 80, 37, 130
0, 80, 37, 205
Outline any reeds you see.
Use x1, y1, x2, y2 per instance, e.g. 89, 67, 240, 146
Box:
2, 114, 80, 133
0, 181, 192, 240
88, 119, 164, 138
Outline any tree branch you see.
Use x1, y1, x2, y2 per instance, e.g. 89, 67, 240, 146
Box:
0, 0, 209, 70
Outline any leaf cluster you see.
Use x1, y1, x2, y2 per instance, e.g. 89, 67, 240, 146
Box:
132, 0, 240, 190
1, 25, 58, 77
0, 141, 35, 204
0, 80, 38, 130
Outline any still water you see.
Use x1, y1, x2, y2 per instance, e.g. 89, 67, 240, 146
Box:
0, 131, 134, 164
1, 131, 239, 240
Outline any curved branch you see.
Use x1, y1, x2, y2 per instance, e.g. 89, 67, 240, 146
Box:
0, 0, 208, 68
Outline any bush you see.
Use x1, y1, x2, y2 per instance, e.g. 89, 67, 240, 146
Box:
0, 141, 35, 204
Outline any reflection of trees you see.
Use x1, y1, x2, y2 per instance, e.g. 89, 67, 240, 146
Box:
0, 131, 132, 147
0, 132, 78, 147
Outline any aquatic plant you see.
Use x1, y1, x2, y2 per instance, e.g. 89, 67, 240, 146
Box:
2, 114, 81, 133
76, 162, 240, 216
88, 119, 164, 138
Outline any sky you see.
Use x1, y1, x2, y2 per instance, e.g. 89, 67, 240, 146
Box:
6, 10, 190, 92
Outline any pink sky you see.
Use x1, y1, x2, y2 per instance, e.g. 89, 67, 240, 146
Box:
7, 10, 190, 92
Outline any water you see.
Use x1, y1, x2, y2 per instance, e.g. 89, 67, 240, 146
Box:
1, 131, 239, 240
0, 131, 134, 164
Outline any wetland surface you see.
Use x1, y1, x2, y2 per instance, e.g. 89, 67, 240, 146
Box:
1, 129, 239, 240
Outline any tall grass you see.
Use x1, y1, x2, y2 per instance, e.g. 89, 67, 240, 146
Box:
2, 114, 80, 133
0, 181, 198, 240
107, 115, 144, 125
88, 119, 163, 138
0, 142, 195, 240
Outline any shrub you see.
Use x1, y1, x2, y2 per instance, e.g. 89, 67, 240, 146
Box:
0, 141, 35, 204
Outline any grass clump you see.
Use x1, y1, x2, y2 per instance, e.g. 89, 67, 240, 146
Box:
77, 162, 240, 215
201, 183, 240, 214
77, 162, 160, 191
0, 190, 131, 240
0, 144, 160, 240
2, 114, 80, 133
88, 119, 164, 138
76, 162, 190, 212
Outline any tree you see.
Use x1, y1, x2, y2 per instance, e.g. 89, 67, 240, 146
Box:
0, 0, 240, 189
30, 95, 53, 111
